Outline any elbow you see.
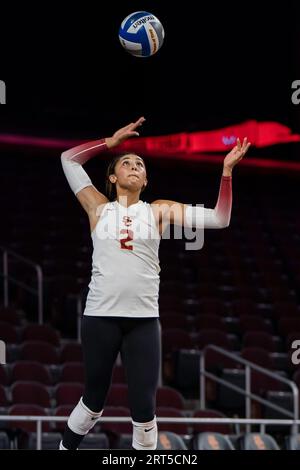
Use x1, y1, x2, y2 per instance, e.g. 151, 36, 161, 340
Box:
221, 219, 230, 228
214, 214, 231, 228
216, 222, 230, 229
61, 152, 71, 173
61, 150, 72, 162
213, 207, 231, 229
61, 151, 71, 168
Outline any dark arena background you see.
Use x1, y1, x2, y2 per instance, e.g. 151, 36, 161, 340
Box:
0, 0, 300, 457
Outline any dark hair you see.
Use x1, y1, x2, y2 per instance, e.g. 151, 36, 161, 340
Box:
105, 152, 147, 201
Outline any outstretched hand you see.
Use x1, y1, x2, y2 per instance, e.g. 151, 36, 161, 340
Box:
106, 117, 146, 149
223, 137, 251, 171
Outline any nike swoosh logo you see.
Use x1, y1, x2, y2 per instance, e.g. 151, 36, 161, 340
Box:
145, 426, 155, 432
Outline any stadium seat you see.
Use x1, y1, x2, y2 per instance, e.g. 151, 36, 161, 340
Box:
278, 318, 300, 337
192, 409, 232, 435
198, 298, 226, 316
196, 330, 238, 371
194, 314, 226, 331
239, 433, 280, 450
0, 322, 18, 343
239, 316, 272, 334
157, 431, 188, 450
160, 314, 188, 330
53, 405, 73, 432
0, 366, 9, 386
78, 432, 109, 449
230, 299, 259, 317
156, 407, 189, 435
156, 386, 185, 410
285, 434, 300, 450
20, 341, 60, 365
8, 404, 51, 433
55, 382, 84, 406
60, 362, 84, 383
0, 307, 21, 325
0, 384, 8, 407
250, 370, 288, 395
116, 434, 132, 449
193, 432, 235, 450
28, 432, 62, 450
0, 431, 10, 449
162, 329, 194, 356
11, 361, 52, 385
273, 301, 300, 319
11, 381, 51, 407
195, 329, 232, 350
241, 347, 274, 369
22, 324, 60, 346
60, 343, 83, 363
243, 332, 278, 352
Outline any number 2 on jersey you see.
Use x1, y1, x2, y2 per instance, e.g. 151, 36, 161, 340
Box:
120, 229, 133, 250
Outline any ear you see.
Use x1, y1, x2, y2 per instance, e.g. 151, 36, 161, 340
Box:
109, 175, 117, 184
143, 178, 148, 188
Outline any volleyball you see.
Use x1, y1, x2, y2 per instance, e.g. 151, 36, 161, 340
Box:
119, 11, 165, 58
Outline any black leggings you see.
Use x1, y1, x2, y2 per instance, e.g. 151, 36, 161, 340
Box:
81, 315, 161, 422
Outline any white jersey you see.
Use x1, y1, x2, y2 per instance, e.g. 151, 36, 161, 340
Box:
83, 200, 161, 318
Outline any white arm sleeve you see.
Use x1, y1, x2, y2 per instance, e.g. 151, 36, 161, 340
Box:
61, 153, 94, 196
60, 138, 107, 195
185, 175, 232, 229
61, 154, 93, 196
185, 205, 224, 228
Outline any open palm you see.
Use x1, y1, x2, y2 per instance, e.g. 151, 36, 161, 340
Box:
224, 137, 251, 170
111, 117, 146, 146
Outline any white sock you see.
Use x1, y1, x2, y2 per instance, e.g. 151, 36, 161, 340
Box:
59, 440, 68, 450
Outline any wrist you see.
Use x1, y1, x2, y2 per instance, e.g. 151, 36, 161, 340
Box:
223, 166, 232, 177
105, 137, 116, 149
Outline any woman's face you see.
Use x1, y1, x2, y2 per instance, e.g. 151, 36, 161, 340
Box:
111, 154, 147, 192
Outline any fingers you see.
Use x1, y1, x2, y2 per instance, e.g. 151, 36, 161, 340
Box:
114, 117, 145, 142
124, 117, 145, 131
136, 116, 146, 125
132, 116, 146, 130
122, 122, 135, 131
236, 137, 248, 149
242, 137, 248, 151
127, 131, 140, 137
236, 137, 251, 154
238, 141, 251, 161
242, 139, 251, 154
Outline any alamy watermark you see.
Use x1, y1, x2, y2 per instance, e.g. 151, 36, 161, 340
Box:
0, 80, 6, 104
94, 198, 205, 251
291, 80, 300, 105
0, 340, 6, 364
291, 340, 300, 365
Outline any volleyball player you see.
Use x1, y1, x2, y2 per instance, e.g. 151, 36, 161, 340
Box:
59, 117, 250, 450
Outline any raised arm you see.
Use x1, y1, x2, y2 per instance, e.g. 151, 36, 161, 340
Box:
61, 138, 109, 213
152, 137, 251, 229
61, 117, 146, 214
